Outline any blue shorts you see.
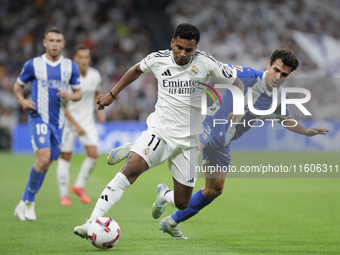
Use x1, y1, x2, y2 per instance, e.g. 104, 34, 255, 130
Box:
28, 115, 63, 160
199, 89, 234, 167
201, 139, 231, 167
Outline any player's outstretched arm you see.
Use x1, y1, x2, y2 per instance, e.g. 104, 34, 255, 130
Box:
13, 81, 36, 111
97, 63, 143, 110
278, 116, 329, 136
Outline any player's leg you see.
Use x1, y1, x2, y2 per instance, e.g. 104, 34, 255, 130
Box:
15, 118, 53, 221
160, 173, 226, 239
74, 151, 148, 239
56, 127, 75, 205
157, 178, 194, 240
57, 152, 72, 205
15, 148, 52, 221
91, 151, 148, 217
161, 145, 231, 239
74, 129, 167, 239
14, 147, 51, 221
151, 176, 194, 220
152, 136, 200, 220
71, 145, 98, 204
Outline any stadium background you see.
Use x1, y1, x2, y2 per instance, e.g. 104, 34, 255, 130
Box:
0, 1, 339, 254
0, 0, 339, 153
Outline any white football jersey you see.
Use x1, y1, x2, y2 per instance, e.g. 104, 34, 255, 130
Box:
140, 50, 237, 137
66, 67, 101, 129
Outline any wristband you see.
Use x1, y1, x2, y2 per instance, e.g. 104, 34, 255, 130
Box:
109, 91, 116, 99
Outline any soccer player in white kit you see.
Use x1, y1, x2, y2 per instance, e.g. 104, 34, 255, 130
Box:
74, 23, 243, 239
57, 45, 106, 206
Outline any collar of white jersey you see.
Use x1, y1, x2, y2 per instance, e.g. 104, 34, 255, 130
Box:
42, 53, 64, 67
170, 51, 194, 67
261, 71, 280, 96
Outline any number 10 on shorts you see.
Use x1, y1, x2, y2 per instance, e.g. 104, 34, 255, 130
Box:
35, 123, 48, 135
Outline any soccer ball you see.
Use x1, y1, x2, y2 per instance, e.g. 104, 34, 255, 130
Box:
87, 217, 121, 249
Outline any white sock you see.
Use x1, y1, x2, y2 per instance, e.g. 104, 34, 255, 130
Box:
74, 157, 97, 188
166, 215, 178, 226
163, 190, 176, 207
56, 158, 71, 198
90, 172, 131, 222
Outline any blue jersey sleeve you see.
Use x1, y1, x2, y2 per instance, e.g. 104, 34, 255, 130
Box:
227, 65, 263, 89
17, 59, 35, 85
70, 61, 80, 87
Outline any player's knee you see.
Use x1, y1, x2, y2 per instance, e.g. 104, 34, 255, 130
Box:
212, 185, 224, 198
175, 199, 190, 211
176, 202, 189, 211
205, 185, 224, 199
35, 157, 50, 172
120, 154, 148, 184
60, 152, 71, 161
87, 151, 98, 159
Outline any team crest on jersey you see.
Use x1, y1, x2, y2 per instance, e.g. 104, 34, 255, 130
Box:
39, 136, 45, 144
63, 70, 70, 78
142, 148, 150, 155
190, 66, 198, 76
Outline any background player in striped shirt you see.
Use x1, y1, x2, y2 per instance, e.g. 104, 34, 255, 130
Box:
13, 27, 82, 221
56, 45, 106, 206
73, 23, 244, 239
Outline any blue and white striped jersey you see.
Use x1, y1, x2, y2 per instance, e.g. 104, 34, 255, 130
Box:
17, 54, 80, 129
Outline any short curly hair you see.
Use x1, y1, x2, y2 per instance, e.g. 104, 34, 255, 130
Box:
270, 48, 299, 72
173, 23, 200, 44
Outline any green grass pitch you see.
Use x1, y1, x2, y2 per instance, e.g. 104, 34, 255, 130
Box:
0, 151, 339, 254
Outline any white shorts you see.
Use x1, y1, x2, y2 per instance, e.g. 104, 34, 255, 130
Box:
61, 123, 98, 152
131, 127, 200, 187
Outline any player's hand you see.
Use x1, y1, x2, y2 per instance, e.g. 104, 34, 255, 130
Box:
20, 98, 36, 111
57, 90, 71, 101
97, 93, 114, 110
75, 125, 85, 136
226, 112, 242, 123
97, 110, 106, 123
305, 127, 329, 136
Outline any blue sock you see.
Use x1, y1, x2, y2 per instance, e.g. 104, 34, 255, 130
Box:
22, 167, 45, 202
171, 189, 212, 224
36, 172, 46, 191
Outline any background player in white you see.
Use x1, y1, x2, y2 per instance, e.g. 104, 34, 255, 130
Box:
159, 48, 329, 239
57, 45, 106, 206
13, 27, 82, 221
73, 23, 244, 239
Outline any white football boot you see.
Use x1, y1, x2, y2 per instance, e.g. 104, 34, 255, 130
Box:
107, 143, 133, 165
74, 220, 92, 239
152, 183, 169, 219
159, 217, 188, 239
14, 200, 26, 221
24, 202, 36, 221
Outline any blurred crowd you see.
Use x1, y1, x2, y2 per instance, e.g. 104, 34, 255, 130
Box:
0, 0, 339, 144
167, 0, 340, 72
166, 0, 340, 121
0, 0, 158, 133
